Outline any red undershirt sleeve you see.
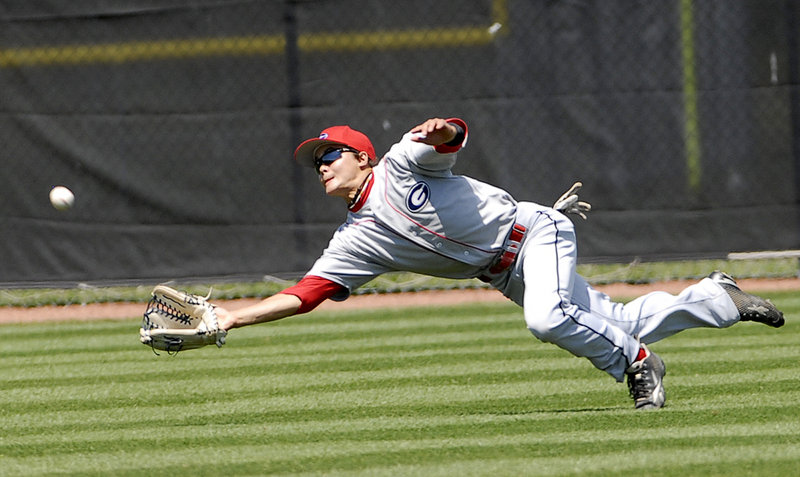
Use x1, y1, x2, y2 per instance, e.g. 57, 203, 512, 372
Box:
278, 275, 348, 314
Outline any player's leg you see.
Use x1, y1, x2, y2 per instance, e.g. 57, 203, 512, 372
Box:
570, 271, 780, 345
518, 209, 640, 382
506, 204, 666, 408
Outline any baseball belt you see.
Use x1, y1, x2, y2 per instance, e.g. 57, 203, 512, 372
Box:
479, 223, 527, 282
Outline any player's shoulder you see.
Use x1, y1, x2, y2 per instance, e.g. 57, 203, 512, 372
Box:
381, 140, 456, 177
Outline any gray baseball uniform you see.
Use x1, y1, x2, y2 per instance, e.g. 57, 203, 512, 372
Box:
306, 126, 740, 381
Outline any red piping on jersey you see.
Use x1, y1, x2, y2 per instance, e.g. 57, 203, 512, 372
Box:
382, 164, 495, 255
348, 173, 374, 213
343, 217, 471, 264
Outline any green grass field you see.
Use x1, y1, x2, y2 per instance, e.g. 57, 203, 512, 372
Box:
2, 292, 799, 476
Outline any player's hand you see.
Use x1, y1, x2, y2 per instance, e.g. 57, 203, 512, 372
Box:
409, 118, 458, 146
214, 306, 236, 331
553, 181, 592, 220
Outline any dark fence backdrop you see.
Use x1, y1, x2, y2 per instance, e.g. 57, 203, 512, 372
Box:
1, 0, 799, 286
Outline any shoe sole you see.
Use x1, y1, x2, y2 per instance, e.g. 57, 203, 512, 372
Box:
709, 271, 785, 328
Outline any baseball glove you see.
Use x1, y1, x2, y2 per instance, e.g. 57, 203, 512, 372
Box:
553, 181, 592, 220
139, 285, 226, 354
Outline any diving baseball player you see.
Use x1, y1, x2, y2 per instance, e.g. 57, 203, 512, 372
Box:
214, 117, 785, 409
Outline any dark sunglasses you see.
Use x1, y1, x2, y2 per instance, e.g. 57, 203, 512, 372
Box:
314, 147, 357, 171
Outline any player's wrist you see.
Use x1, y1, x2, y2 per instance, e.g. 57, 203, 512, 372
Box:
434, 118, 468, 154
444, 122, 465, 146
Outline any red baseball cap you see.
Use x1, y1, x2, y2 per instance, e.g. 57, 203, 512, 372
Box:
294, 125, 376, 168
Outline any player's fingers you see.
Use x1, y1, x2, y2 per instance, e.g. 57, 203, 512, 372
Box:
410, 120, 437, 138
431, 118, 448, 129
421, 118, 446, 133
409, 125, 428, 142
410, 119, 452, 144
558, 195, 578, 209
565, 181, 582, 195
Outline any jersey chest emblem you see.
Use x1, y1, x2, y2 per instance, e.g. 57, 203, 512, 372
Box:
405, 181, 430, 212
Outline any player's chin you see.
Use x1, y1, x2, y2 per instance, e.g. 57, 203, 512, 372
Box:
323, 181, 340, 195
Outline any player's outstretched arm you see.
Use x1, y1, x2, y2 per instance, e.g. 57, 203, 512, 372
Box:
215, 293, 302, 330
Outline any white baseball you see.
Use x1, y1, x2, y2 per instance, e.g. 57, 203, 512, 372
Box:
49, 186, 75, 211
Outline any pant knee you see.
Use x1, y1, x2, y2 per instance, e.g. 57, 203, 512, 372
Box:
525, 307, 567, 342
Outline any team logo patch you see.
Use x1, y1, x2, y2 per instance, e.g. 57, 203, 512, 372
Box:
406, 182, 430, 212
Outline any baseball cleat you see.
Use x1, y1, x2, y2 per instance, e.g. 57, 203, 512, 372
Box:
709, 271, 785, 327
626, 343, 666, 410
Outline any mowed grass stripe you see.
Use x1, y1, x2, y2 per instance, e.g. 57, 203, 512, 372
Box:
5, 391, 799, 450
1, 354, 796, 413
4, 396, 799, 475
281, 443, 800, 477
2, 338, 794, 388
1, 341, 792, 408
4, 368, 798, 430
0, 341, 560, 379
6, 410, 799, 452
1, 336, 793, 405
0, 336, 537, 367
1, 314, 793, 369
0, 300, 797, 476
0, 352, 581, 393
1, 314, 791, 361
3, 427, 799, 476
0, 318, 527, 356
2, 339, 796, 415
0, 314, 551, 355
2, 335, 793, 391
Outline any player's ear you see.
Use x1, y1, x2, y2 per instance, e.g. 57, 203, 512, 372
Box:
357, 151, 371, 168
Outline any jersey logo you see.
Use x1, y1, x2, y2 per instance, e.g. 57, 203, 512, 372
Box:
406, 182, 430, 212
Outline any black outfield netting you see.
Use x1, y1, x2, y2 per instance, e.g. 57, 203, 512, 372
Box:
1, 0, 798, 285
